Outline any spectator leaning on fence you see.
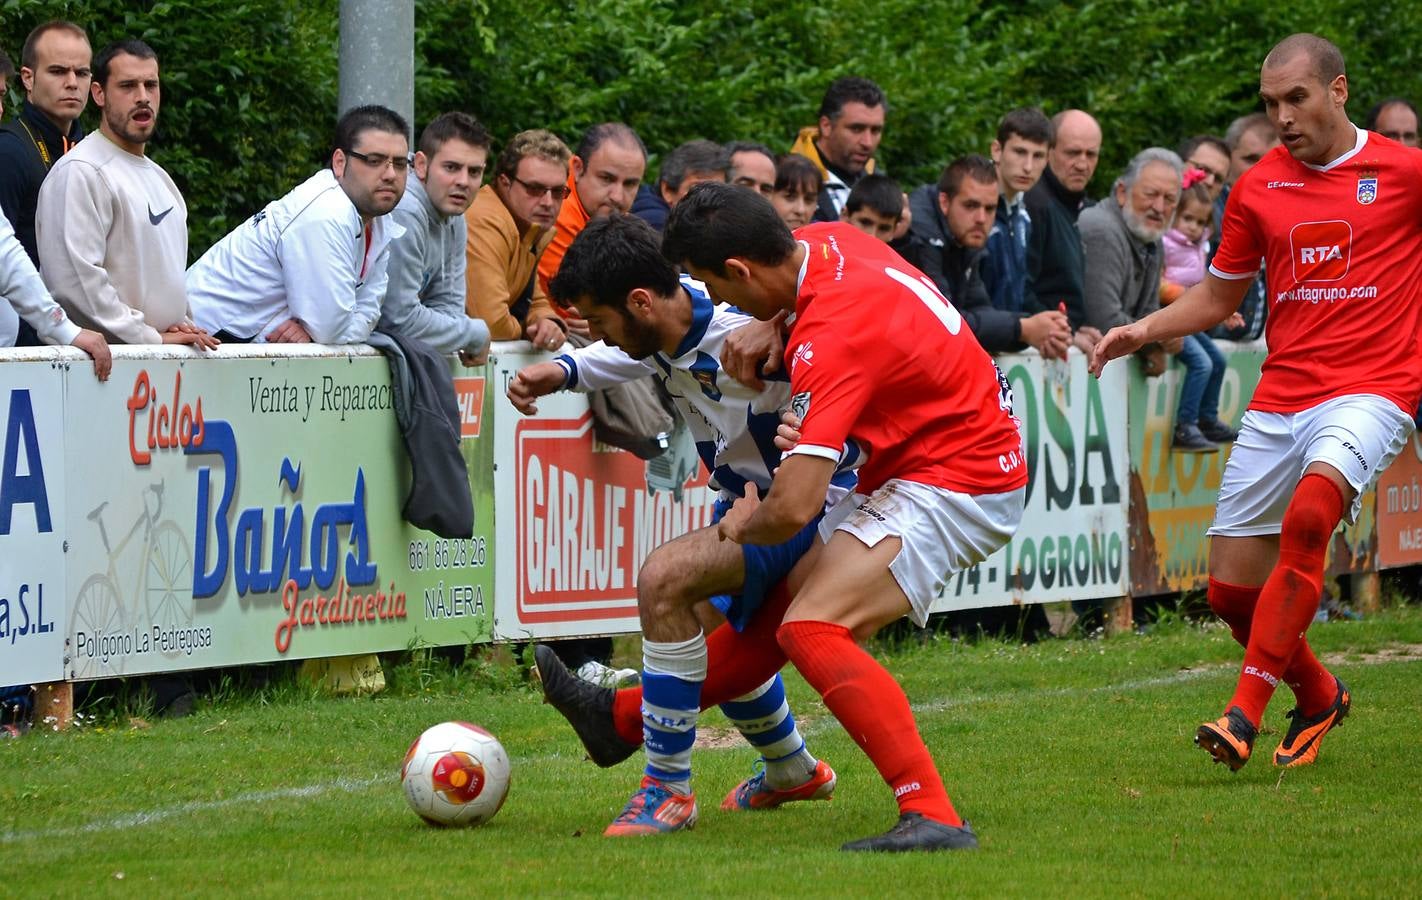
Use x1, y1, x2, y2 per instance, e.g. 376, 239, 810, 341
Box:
37, 40, 214, 350
1079, 148, 1183, 345
1022, 108, 1102, 352
379, 111, 491, 363
537, 122, 647, 309
789, 76, 886, 222
901, 155, 1069, 358
465, 128, 571, 349
0, 208, 110, 377
187, 105, 408, 344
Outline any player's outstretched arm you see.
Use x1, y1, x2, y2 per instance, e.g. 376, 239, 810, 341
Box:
718, 453, 834, 546
506, 361, 568, 415
1088, 273, 1251, 377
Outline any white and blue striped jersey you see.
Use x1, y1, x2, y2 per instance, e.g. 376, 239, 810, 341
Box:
555, 276, 859, 503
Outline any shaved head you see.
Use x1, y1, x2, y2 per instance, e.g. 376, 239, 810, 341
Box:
1263, 33, 1345, 86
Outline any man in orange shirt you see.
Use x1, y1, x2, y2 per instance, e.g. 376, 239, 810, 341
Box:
537, 122, 647, 313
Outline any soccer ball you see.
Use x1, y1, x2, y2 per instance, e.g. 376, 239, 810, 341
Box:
401, 721, 511, 827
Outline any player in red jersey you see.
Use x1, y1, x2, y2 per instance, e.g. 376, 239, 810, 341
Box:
662, 182, 1027, 852
1091, 34, 1422, 771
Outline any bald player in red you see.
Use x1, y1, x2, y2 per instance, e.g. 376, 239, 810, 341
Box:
1091, 33, 1422, 771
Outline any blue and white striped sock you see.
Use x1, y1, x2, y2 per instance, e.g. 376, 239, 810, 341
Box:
641, 633, 707, 795
719, 674, 818, 789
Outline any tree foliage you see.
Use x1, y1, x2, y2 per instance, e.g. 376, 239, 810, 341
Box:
3, 0, 1420, 256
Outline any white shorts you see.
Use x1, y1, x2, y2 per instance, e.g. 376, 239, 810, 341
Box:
1209, 394, 1415, 537
819, 479, 1025, 626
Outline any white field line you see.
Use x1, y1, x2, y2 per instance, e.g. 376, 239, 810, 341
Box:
5, 655, 1416, 843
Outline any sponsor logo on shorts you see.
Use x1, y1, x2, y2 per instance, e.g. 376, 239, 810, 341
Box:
1341, 440, 1369, 472
856, 501, 887, 522
1288, 219, 1352, 282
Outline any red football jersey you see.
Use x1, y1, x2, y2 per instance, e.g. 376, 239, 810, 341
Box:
783, 223, 1027, 496
1210, 127, 1422, 414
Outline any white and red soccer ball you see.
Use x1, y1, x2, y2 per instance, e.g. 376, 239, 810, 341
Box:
401, 721, 511, 827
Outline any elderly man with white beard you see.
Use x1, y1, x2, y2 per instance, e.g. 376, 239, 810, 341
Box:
1080, 148, 1184, 342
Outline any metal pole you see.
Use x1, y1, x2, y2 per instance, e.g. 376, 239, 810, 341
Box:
338, 0, 415, 139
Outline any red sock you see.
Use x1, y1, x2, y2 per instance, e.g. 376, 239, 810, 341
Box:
611, 581, 797, 745
1208, 577, 1336, 717
1229, 474, 1343, 725
777, 619, 961, 827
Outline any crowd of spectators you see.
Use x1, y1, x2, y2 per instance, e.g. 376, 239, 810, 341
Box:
3, 20, 1420, 725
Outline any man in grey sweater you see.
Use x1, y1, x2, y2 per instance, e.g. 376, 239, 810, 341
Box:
1080, 147, 1183, 335
379, 112, 491, 363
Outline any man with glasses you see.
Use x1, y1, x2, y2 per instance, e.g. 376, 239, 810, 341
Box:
1365, 98, 1419, 148
1178, 135, 1231, 202
464, 128, 570, 347
187, 105, 409, 344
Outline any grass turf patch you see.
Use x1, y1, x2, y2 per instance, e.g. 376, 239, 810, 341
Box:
3, 608, 1420, 897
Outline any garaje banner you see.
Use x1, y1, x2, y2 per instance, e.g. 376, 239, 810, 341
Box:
61, 347, 496, 681
930, 350, 1130, 612
0, 371, 66, 685
491, 347, 717, 640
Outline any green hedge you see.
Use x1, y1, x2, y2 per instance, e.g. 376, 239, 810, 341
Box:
4, 0, 1420, 256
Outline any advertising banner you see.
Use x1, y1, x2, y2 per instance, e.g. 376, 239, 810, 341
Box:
491, 349, 717, 640
0, 374, 67, 685
1375, 431, 1422, 569
930, 351, 1131, 611
61, 348, 496, 681
1127, 341, 1376, 595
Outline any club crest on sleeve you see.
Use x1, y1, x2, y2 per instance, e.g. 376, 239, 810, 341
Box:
790, 391, 812, 420
1356, 177, 1377, 205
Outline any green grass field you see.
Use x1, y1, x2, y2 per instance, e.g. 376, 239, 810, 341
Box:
4, 608, 1421, 897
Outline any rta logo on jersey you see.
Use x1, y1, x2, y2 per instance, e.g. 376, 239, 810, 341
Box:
1356, 177, 1378, 205
1288, 220, 1352, 282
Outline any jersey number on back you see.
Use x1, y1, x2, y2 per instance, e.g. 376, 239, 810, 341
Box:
883, 266, 962, 335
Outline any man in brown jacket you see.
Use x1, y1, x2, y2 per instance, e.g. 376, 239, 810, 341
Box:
465, 129, 571, 349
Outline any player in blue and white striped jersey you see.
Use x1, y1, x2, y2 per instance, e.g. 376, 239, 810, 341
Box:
510, 214, 858, 837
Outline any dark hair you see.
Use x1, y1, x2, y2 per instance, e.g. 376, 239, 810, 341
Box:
21, 20, 88, 70
660, 139, 731, 191
844, 174, 903, 219
1264, 32, 1346, 86
1178, 181, 1212, 211
937, 154, 997, 198
724, 140, 775, 165
574, 122, 646, 163
1365, 97, 1419, 131
774, 153, 822, 195
0, 48, 14, 80
818, 75, 886, 120
333, 104, 410, 160
418, 111, 491, 158
1178, 134, 1230, 163
663, 182, 797, 276
549, 213, 680, 310
493, 128, 570, 182
93, 39, 156, 88
996, 107, 1053, 148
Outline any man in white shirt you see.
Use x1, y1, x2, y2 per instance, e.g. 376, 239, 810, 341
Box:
186, 105, 408, 344
0, 208, 110, 377
36, 39, 214, 348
